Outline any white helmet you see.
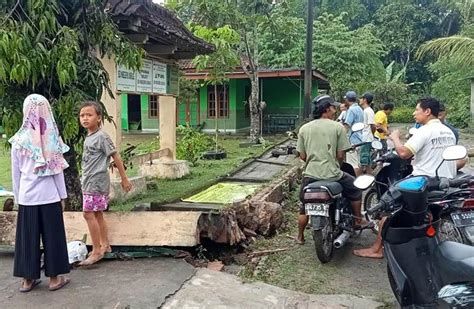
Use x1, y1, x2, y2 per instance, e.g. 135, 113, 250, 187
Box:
67, 241, 88, 264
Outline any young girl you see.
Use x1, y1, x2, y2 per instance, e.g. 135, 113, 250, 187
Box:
78, 101, 132, 266
10, 94, 70, 292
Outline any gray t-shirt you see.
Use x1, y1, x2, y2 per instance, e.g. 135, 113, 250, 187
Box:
81, 129, 117, 194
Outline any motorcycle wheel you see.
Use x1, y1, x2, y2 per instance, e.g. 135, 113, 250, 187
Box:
363, 188, 380, 234
312, 220, 334, 263
387, 264, 402, 306
438, 215, 465, 244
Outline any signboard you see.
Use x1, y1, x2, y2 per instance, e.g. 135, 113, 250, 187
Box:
116, 65, 136, 92
152, 62, 167, 94
136, 59, 153, 93
167, 64, 179, 96
116, 60, 171, 94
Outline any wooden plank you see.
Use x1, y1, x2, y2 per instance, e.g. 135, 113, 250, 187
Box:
0, 211, 201, 247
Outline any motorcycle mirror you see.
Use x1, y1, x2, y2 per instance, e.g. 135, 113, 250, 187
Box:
408, 127, 418, 135
442, 145, 467, 161
351, 122, 364, 132
371, 140, 383, 150
353, 175, 376, 190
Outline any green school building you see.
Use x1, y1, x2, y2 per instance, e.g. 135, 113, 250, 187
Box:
120, 65, 328, 134
182, 66, 329, 134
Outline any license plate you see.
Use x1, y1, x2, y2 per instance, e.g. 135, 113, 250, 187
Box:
305, 203, 329, 216
451, 211, 474, 227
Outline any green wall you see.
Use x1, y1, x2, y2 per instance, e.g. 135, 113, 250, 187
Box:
119, 76, 321, 133
140, 95, 160, 130
235, 79, 250, 130
177, 94, 200, 126
200, 81, 238, 132
197, 77, 320, 132
121, 94, 128, 131
261, 78, 318, 117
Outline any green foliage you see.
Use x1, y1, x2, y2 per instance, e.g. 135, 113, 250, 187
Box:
0, 0, 144, 142
389, 105, 414, 124
176, 125, 213, 166
258, 9, 305, 68
0, 0, 144, 209
178, 73, 199, 105
430, 58, 472, 128
417, 36, 474, 67
116, 144, 137, 170
312, 13, 386, 98
191, 25, 240, 85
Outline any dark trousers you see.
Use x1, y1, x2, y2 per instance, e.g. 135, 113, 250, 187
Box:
14, 202, 70, 279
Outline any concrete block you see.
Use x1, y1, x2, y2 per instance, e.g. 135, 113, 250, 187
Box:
109, 176, 147, 201
139, 159, 190, 179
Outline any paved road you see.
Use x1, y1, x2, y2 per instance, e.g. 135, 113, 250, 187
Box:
0, 251, 196, 309
0, 250, 384, 309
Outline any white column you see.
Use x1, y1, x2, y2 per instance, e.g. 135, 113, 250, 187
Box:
159, 95, 177, 160
99, 55, 121, 150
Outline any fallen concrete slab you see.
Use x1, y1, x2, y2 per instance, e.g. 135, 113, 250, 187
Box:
162, 268, 385, 309
0, 211, 201, 247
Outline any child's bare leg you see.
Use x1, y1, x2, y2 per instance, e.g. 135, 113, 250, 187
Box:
79, 212, 104, 265
95, 211, 111, 254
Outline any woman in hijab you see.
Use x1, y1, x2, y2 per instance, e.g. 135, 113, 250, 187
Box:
9, 94, 71, 292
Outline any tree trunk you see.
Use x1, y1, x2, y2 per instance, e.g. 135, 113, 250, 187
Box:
63, 144, 83, 211
214, 84, 218, 153
249, 74, 260, 143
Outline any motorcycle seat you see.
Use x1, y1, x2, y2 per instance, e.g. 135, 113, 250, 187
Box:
306, 181, 343, 196
432, 241, 474, 284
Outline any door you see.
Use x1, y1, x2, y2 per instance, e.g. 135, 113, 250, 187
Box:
127, 94, 141, 130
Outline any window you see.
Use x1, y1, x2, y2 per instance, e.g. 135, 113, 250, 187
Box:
149, 95, 159, 118
207, 85, 229, 118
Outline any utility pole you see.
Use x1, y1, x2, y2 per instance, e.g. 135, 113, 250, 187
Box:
303, 0, 314, 119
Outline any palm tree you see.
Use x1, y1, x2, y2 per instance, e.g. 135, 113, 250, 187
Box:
416, 0, 473, 66
417, 36, 474, 67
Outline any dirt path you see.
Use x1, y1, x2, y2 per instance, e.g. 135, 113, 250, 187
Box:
237, 200, 396, 306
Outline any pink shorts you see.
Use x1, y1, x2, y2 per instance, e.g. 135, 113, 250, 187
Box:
83, 194, 109, 212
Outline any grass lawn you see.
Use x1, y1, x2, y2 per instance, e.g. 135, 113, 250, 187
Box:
0, 139, 13, 207
0, 140, 12, 190
111, 134, 287, 211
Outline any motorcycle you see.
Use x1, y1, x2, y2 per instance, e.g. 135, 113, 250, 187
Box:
429, 174, 474, 245
301, 123, 374, 263
354, 145, 474, 308
363, 150, 413, 233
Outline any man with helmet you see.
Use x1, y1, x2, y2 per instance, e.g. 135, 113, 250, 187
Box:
295, 94, 364, 244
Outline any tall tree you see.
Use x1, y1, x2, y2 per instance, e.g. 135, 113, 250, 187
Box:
312, 13, 386, 98
0, 0, 143, 210
191, 25, 240, 151
417, 0, 473, 67
169, 0, 283, 142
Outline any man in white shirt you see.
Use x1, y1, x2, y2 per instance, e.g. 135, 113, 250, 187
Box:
359, 92, 376, 174
353, 97, 463, 259
391, 97, 457, 178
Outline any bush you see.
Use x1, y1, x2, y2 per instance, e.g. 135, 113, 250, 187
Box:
176, 125, 213, 165
389, 105, 414, 123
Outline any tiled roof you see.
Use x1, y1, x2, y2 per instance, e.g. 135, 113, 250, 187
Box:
106, 0, 214, 58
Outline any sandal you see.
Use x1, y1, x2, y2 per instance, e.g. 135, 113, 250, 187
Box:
49, 277, 70, 291
19, 279, 41, 293
78, 253, 104, 266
